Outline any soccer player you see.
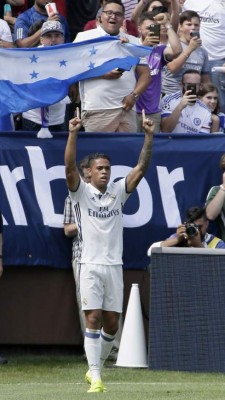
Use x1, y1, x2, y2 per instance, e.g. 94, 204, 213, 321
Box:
64, 109, 154, 393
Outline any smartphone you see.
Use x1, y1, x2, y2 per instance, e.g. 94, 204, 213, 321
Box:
115, 68, 125, 73
186, 84, 197, 96
185, 83, 197, 103
190, 31, 200, 39
149, 24, 160, 39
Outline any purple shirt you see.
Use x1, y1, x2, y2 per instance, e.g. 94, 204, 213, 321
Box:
136, 44, 166, 114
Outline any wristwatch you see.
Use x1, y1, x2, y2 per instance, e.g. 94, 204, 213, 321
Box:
130, 92, 139, 100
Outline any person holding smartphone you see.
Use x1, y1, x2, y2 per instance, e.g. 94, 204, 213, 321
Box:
161, 10, 211, 96
160, 69, 216, 134
182, 0, 225, 114
136, 10, 181, 132
74, 0, 151, 133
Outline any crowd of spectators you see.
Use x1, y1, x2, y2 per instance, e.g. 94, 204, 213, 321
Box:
0, 0, 225, 133
1, 0, 225, 134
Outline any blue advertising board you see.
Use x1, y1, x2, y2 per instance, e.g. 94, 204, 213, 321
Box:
0, 132, 224, 269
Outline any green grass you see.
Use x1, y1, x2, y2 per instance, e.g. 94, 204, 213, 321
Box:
0, 351, 225, 400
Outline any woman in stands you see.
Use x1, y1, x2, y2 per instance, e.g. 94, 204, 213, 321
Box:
198, 83, 225, 134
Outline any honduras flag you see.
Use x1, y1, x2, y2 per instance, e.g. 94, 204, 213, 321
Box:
0, 36, 151, 118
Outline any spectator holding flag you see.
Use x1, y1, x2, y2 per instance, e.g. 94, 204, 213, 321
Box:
74, 0, 151, 133
21, 20, 71, 137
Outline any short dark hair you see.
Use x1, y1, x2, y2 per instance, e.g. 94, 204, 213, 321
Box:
102, 0, 125, 13
138, 11, 155, 26
179, 10, 200, 25
182, 69, 201, 82
185, 206, 207, 223
88, 153, 111, 167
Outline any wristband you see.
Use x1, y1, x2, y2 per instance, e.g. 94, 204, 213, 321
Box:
220, 184, 225, 192
130, 92, 139, 100
165, 24, 173, 30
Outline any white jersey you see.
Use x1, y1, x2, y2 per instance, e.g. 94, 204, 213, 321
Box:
69, 178, 130, 265
74, 25, 147, 111
182, 0, 225, 60
161, 91, 212, 134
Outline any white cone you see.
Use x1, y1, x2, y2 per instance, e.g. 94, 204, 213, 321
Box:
116, 283, 148, 368
37, 127, 53, 139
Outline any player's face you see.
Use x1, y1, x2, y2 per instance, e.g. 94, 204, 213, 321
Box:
100, 3, 124, 36
89, 158, 111, 191
200, 90, 218, 112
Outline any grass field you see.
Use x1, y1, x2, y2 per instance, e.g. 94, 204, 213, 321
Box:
0, 350, 225, 400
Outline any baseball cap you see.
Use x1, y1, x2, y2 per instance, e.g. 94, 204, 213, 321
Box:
41, 21, 64, 36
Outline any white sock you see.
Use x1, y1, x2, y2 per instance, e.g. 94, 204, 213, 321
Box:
84, 328, 101, 382
100, 328, 115, 369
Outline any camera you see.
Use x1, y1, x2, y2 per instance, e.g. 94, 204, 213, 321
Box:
185, 223, 199, 237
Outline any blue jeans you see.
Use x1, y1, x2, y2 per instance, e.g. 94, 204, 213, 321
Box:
209, 58, 225, 114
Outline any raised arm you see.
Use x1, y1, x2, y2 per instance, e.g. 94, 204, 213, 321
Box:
131, 0, 146, 25
206, 175, 225, 220
126, 110, 154, 193
167, 37, 201, 74
64, 115, 82, 192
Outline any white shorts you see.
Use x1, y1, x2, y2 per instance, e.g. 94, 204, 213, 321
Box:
79, 263, 123, 313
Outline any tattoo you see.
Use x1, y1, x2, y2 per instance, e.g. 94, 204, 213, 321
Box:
138, 136, 153, 175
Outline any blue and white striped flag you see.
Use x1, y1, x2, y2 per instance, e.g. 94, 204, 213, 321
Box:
0, 36, 151, 117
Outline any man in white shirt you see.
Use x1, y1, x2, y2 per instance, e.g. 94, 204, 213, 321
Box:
161, 69, 213, 134
65, 109, 154, 392
182, 0, 225, 113
0, 18, 13, 48
74, 0, 151, 133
